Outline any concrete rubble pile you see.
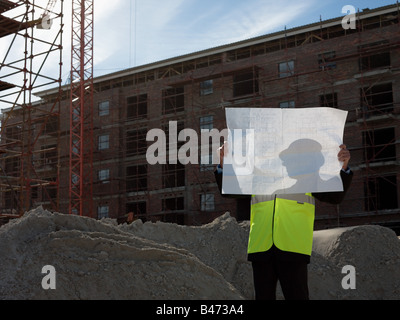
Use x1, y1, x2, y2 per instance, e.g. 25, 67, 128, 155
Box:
0, 207, 399, 300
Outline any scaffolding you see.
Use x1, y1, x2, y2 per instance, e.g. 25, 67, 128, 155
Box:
0, 3, 399, 229
0, 0, 63, 221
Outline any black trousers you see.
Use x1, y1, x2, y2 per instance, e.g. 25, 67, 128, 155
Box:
251, 259, 309, 300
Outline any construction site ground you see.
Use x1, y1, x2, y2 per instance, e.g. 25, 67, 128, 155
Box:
0, 207, 399, 300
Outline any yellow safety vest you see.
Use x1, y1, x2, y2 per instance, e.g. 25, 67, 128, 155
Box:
248, 193, 315, 256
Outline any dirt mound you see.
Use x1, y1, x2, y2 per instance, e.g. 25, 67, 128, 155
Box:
311, 226, 400, 299
119, 212, 253, 298
0, 207, 242, 300
0, 207, 399, 300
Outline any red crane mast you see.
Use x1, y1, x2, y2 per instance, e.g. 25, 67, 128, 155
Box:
69, 0, 94, 217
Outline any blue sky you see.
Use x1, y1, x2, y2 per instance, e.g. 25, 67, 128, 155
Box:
90, 0, 398, 78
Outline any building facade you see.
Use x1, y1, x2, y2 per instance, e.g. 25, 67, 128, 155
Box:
1, 4, 399, 231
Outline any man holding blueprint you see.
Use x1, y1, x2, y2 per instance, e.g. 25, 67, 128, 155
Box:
214, 107, 353, 300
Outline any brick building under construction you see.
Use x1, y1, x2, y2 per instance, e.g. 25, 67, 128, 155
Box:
1, 3, 399, 232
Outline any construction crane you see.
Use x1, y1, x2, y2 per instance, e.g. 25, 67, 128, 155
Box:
37, 0, 58, 29
69, 0, 94, 217
25, 0, 95, 217
43, 0, 58, 15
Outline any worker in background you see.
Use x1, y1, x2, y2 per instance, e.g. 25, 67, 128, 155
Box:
126, 212, 135, 224
214, 141, 353, 300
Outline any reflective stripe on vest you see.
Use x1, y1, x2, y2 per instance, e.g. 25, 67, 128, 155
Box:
248, 193, 315, 256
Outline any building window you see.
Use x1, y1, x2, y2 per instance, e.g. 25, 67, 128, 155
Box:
318, 51, 337, 70
127, 94, 147, 120
5, 156, 20, 175
162, 197, 184, 211
359, 41, 391, 71
98, 206, 109, 219
163, 163, 185, 188
98, 169, 110, 184
279, 60, 295, 78
200, 80, 213, 96
5, 125, 22, 142
360, 52, 390, 71
126, 201, 147, 217
162, 87, 184, 114
99, 101, 110, 116
200, 115, 213, 130
163, 121, 185, 154
98, 134, 110, 150
279, 101, 295, 108
126, 164, 147, 192
233, 70, 259, 97
360, 83, 393, 116
201, 193, 215, 212
4, 191, 17, 209
126, 129, 147, 156
320, 93, 338, 108
200, 116, 214, 170
31, 186, 38, 200
40, 144, 57, 166
42, 116, 59, 134
365, 176, 398, 211
42, 178, 57, 201
363, 127, 396, 163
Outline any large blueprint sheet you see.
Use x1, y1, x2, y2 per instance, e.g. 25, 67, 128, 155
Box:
222, 107, 348, 195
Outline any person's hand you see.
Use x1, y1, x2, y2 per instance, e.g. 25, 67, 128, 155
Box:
217, 141, 228, 169
338, 144, 351, 170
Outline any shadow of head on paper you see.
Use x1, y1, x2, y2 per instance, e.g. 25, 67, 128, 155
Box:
279, 139, 324, 179
277, 139, 327, 194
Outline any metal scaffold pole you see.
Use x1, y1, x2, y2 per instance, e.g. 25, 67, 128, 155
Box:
0, 0, 63, 220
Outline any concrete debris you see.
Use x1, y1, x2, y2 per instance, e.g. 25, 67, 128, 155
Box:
0, 207, 399, 300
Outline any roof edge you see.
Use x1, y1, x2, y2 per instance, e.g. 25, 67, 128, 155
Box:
35, 3, 400, 98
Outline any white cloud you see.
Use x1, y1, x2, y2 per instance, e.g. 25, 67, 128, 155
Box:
125, 0, 317, 65
74, 0, 318, 74
191, 0, 317, 45
89, 0, 190, 71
